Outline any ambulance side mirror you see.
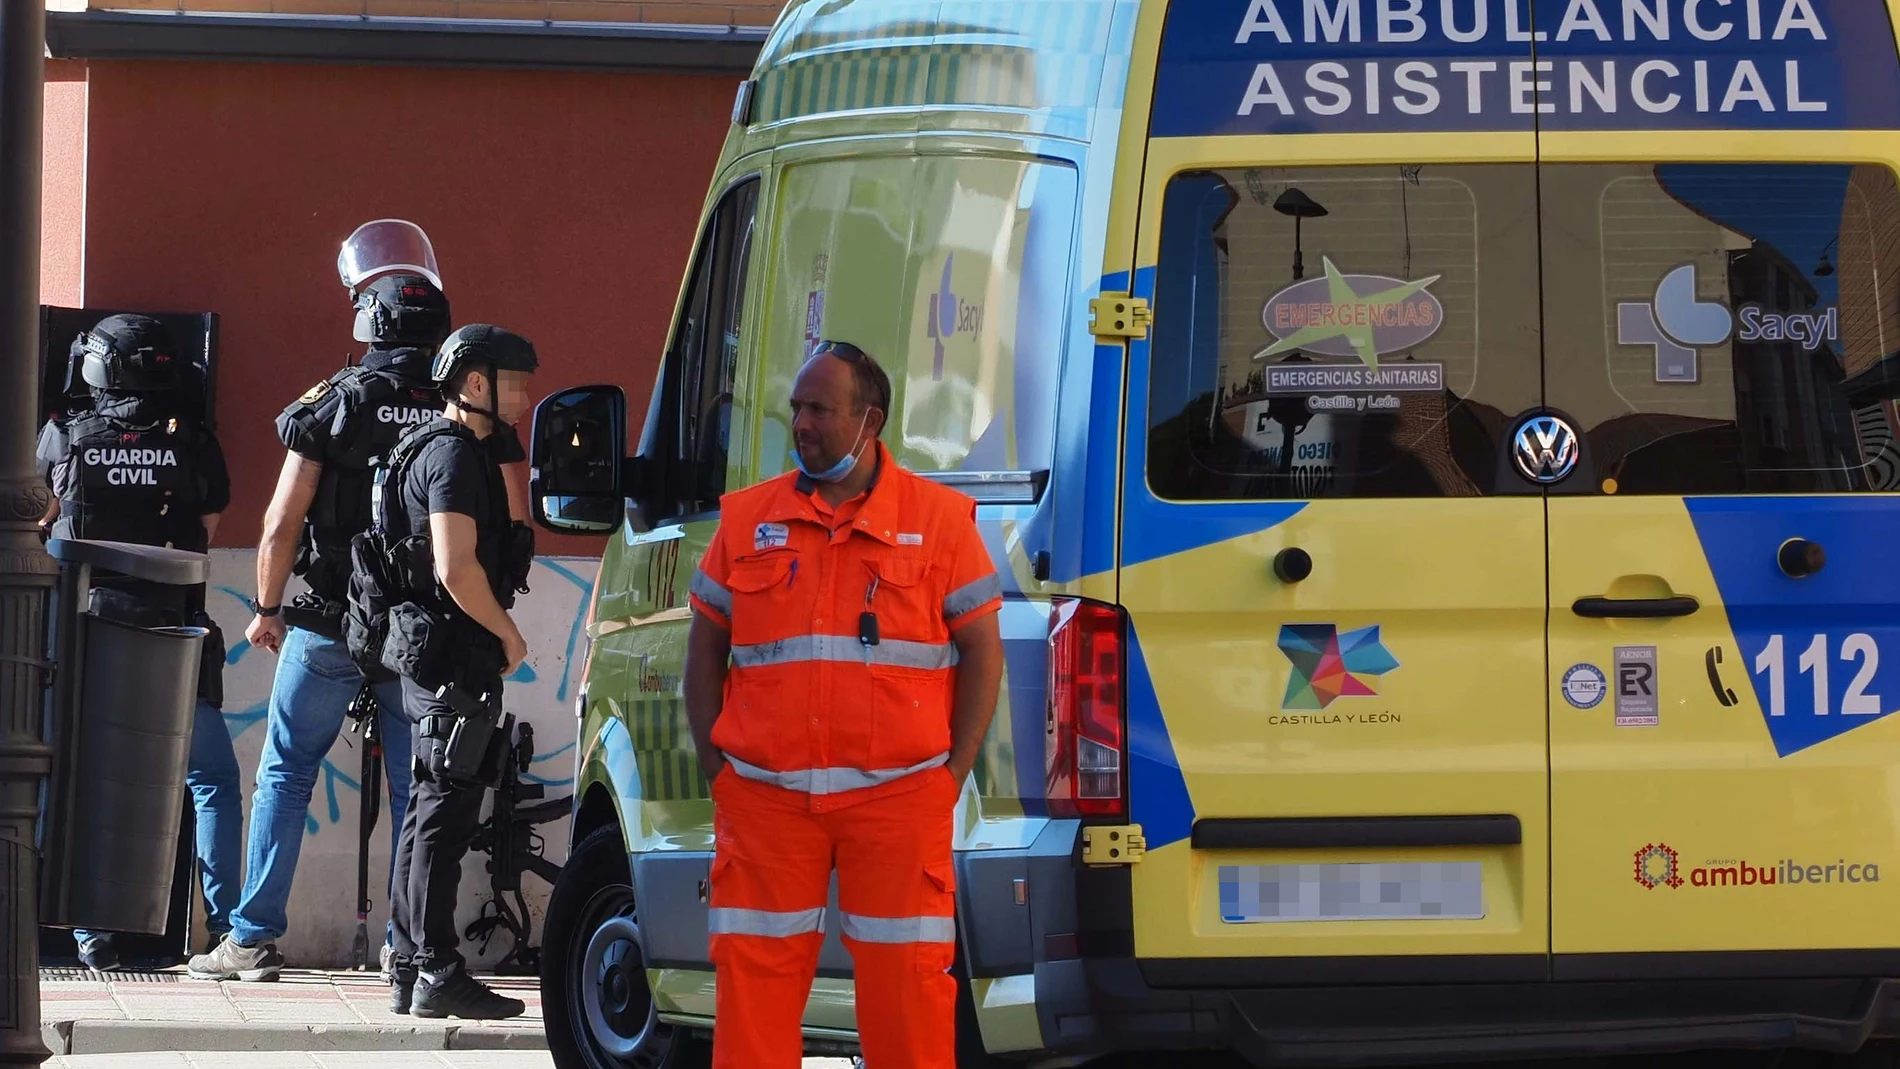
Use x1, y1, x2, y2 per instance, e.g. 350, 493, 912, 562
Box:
530, 385, 630, 535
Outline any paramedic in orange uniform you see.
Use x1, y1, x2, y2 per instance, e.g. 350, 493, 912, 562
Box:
684, 340, 1005, 1069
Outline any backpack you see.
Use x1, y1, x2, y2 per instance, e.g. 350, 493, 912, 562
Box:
344, 420, 468, 685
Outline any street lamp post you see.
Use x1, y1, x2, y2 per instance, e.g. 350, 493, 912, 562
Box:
0, 0, 56, 1064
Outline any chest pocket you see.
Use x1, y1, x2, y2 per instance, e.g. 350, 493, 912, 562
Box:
726, 552, 801, 645
864, 557, 939, 641
862, 555, 953, 770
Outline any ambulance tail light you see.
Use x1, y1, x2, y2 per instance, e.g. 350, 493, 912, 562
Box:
1046, 598, 1125, 819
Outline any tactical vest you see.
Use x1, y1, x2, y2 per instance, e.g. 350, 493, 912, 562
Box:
289, 355, 442, 603
56, 408, 202, 547
347, 419, 510, 688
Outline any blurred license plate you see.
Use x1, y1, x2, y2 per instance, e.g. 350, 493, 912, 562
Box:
1219, 862, 1485, 923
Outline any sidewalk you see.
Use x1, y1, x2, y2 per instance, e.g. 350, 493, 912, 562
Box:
39, 968, 545, 1056
47, 1055, 559, 1069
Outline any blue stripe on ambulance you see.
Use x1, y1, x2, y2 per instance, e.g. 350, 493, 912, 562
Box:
1128, 619, 1195, 850
1118, 263, 1310, 567
1078, 271, 1133, 580
1687, 496, 1900, 756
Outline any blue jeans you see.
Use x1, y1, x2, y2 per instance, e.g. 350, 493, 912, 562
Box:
228, 627, 412, 947
75, 698, 243, 950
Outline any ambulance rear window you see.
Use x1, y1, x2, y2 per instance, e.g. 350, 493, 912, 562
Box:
1564, 163, 1900, 495
1147, 164, 1542, 501
1147, 162, 1900, 500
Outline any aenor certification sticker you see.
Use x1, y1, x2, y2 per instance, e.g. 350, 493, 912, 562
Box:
1562, 664, 1607, 710
1614, 646, 1660, 727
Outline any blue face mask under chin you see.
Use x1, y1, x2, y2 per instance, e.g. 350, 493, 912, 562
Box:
793, 410, 875, 483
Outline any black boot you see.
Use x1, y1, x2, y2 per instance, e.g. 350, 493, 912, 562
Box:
390, 964, 417, 1015
411, 964, 525, 1020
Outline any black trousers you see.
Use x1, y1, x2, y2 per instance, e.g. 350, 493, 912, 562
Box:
390, 676, 493, 972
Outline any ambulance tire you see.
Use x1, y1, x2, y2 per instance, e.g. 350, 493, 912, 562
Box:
543, 823, 711, 1069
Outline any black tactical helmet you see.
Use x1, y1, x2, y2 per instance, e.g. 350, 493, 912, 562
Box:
80, 314, 180, 394
353, 272, 451, 346
431, 324, 539, 387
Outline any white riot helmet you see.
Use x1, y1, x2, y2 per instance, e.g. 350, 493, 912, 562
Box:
338, 220, 446, 345
338, 219, 443, 291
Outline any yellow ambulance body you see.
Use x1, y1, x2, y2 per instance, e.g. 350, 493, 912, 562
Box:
529, 1, 1900, 1063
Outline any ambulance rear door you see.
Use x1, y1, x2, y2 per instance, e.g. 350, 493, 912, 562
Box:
1116, 1, 1551, 974
1536, 0, 1900, 969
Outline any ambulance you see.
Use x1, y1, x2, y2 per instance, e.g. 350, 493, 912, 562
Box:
526, 0, 1900, 1064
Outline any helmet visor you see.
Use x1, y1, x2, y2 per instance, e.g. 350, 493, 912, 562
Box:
337, 219, 443, 290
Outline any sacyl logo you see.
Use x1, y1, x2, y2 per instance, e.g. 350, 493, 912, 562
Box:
1738, 304, 1839, 352
1511, 415, 1579, 484
1618, 263, 1733, 383
926, 254, 984, 381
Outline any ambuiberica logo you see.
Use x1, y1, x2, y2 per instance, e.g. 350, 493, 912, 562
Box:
1633, 843, 1879, 890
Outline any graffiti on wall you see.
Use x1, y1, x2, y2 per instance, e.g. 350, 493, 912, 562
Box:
201, 551, 597, 968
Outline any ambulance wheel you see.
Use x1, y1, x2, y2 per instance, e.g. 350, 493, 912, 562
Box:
543, 824, 711, 1069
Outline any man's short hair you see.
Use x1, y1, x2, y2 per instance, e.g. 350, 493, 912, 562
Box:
446, 365, 486, 402
812, 340, 892, 436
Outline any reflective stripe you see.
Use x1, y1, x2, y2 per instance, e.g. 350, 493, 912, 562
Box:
689, 569, 732, 617
730, 634, 957, 671
943, 574, 1003, 620
707, 906, 825, 938
727, 753, 947, 796
839, 912, 956, 944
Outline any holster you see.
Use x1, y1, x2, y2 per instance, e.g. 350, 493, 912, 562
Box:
283, 591, 345, 641
423, 684, 511, 787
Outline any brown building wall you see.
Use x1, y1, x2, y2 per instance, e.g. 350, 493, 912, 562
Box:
41, 60, 86, 307
1838, 164, 1900, 379
62, 58, 737, 553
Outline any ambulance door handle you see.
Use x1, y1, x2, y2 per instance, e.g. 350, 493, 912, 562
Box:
1572, 596, 1700, 619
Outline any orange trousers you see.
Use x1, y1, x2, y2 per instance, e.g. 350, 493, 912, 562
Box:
708, 764, 959, 1069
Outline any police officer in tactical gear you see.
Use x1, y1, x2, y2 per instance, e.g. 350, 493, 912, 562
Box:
34, 315, 242, 972
194, 222, 526, 982
376, 324, 537, 1019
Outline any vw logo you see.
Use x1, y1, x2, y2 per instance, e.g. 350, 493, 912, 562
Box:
1513, 415, 1579, 484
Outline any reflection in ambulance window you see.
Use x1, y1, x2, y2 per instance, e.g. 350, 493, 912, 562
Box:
1147, 166, 1541, 501
1565, 164, 1900, 495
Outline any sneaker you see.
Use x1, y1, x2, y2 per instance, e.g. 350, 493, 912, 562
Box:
76, 935, 119, 973
389, 966, 417, 1015
186, 934, 284, 982
379, 942, 396, 984
410, 965, 525, 1020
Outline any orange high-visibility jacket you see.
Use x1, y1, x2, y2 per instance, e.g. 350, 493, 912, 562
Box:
689, 443, 1003, 810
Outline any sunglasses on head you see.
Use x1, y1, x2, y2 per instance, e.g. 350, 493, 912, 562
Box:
811, 339, 870, 363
